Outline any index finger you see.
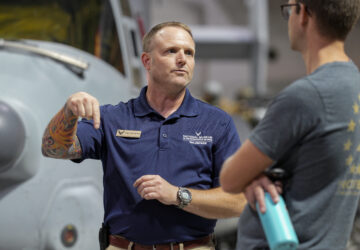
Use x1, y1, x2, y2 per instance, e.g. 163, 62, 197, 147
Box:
262, 177, 280, 204
254, 186, 267, 214
92, 101, 100, 129
133, 175, 155, 187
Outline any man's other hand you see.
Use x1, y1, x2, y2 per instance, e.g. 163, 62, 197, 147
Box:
134, 175, 178, 206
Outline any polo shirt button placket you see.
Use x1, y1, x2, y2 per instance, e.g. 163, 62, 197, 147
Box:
159, 124, 169, 149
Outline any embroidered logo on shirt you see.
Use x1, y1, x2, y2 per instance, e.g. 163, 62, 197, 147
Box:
116, 129, 141, 138
183, 132, 213, 145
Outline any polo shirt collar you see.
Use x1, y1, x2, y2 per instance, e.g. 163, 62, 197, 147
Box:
133, 86, 199, 118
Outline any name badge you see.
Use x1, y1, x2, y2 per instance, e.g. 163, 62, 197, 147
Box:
116, 129, 141, 138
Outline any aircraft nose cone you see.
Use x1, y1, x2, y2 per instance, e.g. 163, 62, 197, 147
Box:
0, 101, 26, 172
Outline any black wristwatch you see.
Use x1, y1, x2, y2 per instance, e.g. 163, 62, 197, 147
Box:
177, 187, 192, 208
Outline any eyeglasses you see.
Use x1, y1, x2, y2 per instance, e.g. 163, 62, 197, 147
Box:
280, 3, 300, 20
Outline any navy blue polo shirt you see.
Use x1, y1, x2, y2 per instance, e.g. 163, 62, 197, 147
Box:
75, 87, 241, 244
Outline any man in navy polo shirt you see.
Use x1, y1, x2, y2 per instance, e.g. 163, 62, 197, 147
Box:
42, 21, 245, 250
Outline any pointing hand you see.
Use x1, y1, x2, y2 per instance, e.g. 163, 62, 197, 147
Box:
65, 92, 100, 129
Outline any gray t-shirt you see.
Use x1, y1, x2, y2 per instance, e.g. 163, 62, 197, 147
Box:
237, 61, 360, 250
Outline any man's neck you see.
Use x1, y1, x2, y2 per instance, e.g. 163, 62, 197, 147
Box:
146, 85, 186, 118
302, 39, 349, 75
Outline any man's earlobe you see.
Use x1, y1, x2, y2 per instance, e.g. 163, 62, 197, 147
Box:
141, 53, 151, 70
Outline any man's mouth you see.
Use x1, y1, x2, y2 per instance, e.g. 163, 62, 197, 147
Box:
172, 69, 187, 74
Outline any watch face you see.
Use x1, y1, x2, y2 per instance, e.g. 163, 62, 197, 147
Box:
180, 189, 191, 203
182, 192, 190, 200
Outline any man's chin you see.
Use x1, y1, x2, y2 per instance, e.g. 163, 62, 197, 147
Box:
168, 81, 191, 93
172, 79, 191, 87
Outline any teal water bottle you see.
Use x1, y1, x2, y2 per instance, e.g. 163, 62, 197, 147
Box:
256, 193, 299, 250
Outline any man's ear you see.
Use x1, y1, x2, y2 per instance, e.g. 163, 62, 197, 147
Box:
141, 52, 151, 70
299, 3, 309, 26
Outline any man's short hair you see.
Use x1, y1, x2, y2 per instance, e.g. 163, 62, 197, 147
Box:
297, 0, 360, 40
142, 21, 194, 52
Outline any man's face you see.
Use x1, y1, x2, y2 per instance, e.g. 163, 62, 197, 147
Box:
143, 26, 195, 91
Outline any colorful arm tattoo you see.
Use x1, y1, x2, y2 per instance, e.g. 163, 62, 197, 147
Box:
42, 106, 82, 159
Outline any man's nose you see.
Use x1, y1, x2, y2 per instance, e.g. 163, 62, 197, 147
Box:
176, 51, 186, 66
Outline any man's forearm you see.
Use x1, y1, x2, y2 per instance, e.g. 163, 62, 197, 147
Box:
41, 106, 81, 159
183, 187, 246, 219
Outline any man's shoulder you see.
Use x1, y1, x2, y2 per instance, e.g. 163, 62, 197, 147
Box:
270, 77, 323, 115
283, 61, 359, 99
281, 76, 318, 100
99, 101, 132, 116
194, 98, 232, 119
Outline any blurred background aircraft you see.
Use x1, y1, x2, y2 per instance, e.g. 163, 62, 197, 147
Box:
0, 0, 145, 249
1, 0, 359, 249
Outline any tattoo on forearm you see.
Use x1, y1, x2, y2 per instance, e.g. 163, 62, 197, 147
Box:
42, 107, 82, 159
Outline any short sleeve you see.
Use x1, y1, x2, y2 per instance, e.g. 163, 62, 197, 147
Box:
250, 79, 323, 161
212, 117, 241, 186
72, 107, 106, 163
